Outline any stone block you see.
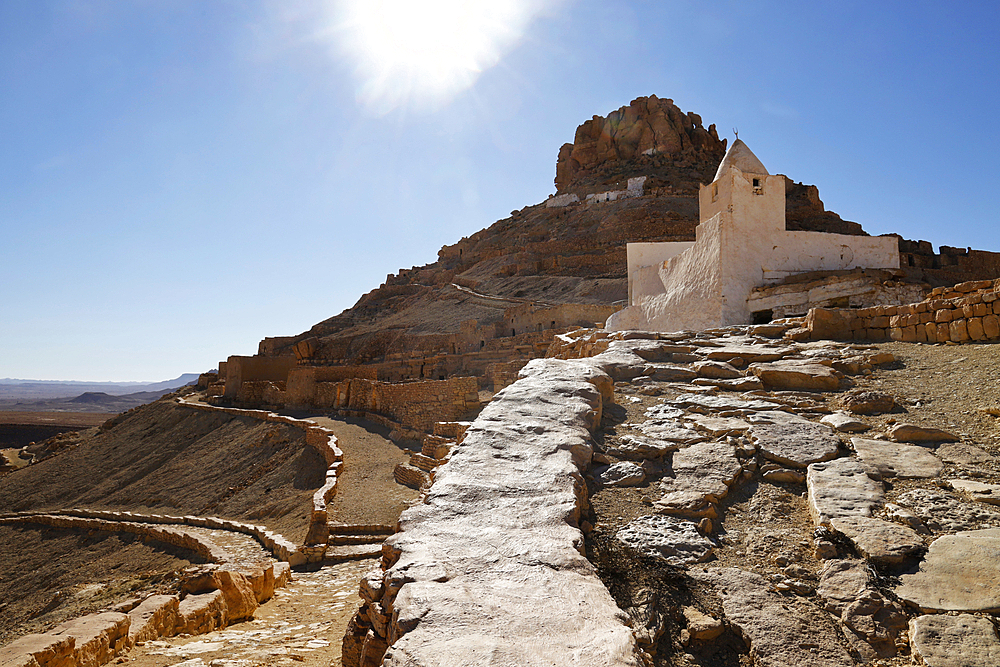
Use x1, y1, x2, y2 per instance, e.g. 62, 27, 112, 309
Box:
937, 322, 951, 342
974, 302, 989, 317
915, 324, 928, 343
128, 595, 179, 644
963, 304, 976, 318
871, 316, 890, 328
935, 309, 954, 323
902, 325, 918, 342
889, 327, 904, 341
925, 322, 939, 343
950, 319, 970, 343
968, 317, 985, 341
984, 314, 1000, 340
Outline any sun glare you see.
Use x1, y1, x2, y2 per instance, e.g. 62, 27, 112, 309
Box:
329, 0, 553, 112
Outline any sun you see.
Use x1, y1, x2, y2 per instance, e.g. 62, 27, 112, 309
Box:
329, 0, 552, 112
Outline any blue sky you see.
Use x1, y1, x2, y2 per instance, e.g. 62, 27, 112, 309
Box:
2, 0, 998, 381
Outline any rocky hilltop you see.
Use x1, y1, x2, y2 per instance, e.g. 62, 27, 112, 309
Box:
261, 96, 874, 372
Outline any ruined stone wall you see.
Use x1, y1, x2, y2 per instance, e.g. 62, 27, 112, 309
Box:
223, 355, 296, 399
805, 279, 1000, 343
319, 377, 479, 433
898, 239, 1000, 286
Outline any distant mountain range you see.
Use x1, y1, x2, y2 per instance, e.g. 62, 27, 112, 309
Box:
0, 374, 200, 402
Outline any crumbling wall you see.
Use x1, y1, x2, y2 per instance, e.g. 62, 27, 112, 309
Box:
223, 356, 296, 399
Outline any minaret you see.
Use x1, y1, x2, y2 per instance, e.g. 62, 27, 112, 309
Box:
698, 138, 785, 235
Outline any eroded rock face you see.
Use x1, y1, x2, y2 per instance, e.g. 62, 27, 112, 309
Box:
554, 95, 726, 193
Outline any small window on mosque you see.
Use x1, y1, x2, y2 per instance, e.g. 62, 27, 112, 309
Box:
752, 178, 760, 188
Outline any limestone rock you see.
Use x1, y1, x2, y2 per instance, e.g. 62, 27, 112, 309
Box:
887, 423, 960, 443
644, 363, 697, 382
909, 613, 1000, 667
817, 560, 872, 616
829, 516, 925, 565
948, 479, 1000, 506
615, 515, 713, 566
690, 567, 855, 667
47, 612, 131, 667
691, 376, 764, 391
607, 339, 695, 363
608, 434, 679, 459
380, 358, 638, 667
128, 595, 179, 644
807, 458, 884, 526
896, 528, 1000, 612
586, 348, 648, 382
0, 633, 76, 667
851, 437, 943, 479
705, 345, 793, 363
686, 415, 750, 437
692, 360, 742, 379
837, 390, 896, 415
761, 467, 805, 484
655, 440, 741, 518
177, 589, 228, 636
639, 419, 706, 445
749, 361, 841, 392
750, 420, 841, 468
820, 412, 870, 433
840, 590, 907, 658
895, 488, 1000, 533
937, 442, 998, 467
682, 606, 724, 641
669, 393, 780, 414
597, 461, 646, 487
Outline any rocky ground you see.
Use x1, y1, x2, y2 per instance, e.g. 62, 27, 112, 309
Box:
582, 332, 1000, 666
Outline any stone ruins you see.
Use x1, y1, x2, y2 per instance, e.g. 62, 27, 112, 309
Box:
5, 96, 1000, 667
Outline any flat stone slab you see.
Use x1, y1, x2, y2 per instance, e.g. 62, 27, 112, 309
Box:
750, 420, 840, 468
807, 458, 884, 526
690, 567, 855, 667
607, 435, 678, 460
948, 479, 1000, 506
829, 516, 925, 565
615, 515, 713, 566
851, 437, 943, 479
749, 361, 841, 392
693, 360, 742, 379
655, 441, 741, 518
705, 345, 794, 363
896, 528, 1000, 612
687, 415, 750, 437
638, 420, 706, 445
670, 393, 780, 414
937, 443, 998, 467
895, 488, 1000, 533
607, 339, 695, 362
909, 613, 1000, 667
644, 363, 697, 382
820, 412, 870, 433
887, 423, 960, 443
691, 376, 763, 391
643, 403, 686, 421
597, 461, 646, 487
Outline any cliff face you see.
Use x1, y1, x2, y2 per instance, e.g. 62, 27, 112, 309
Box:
554, 95, 726, 194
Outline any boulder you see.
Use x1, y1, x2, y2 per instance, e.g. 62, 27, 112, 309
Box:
692, 360, 742, 379
749, 361, 841, 392
596, 461, 646, 487
887, 423, 960, 443
820, 412, 870, 433
128, 595, 179, 644
655, 440, 741, 518
837, 390, 896, 415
